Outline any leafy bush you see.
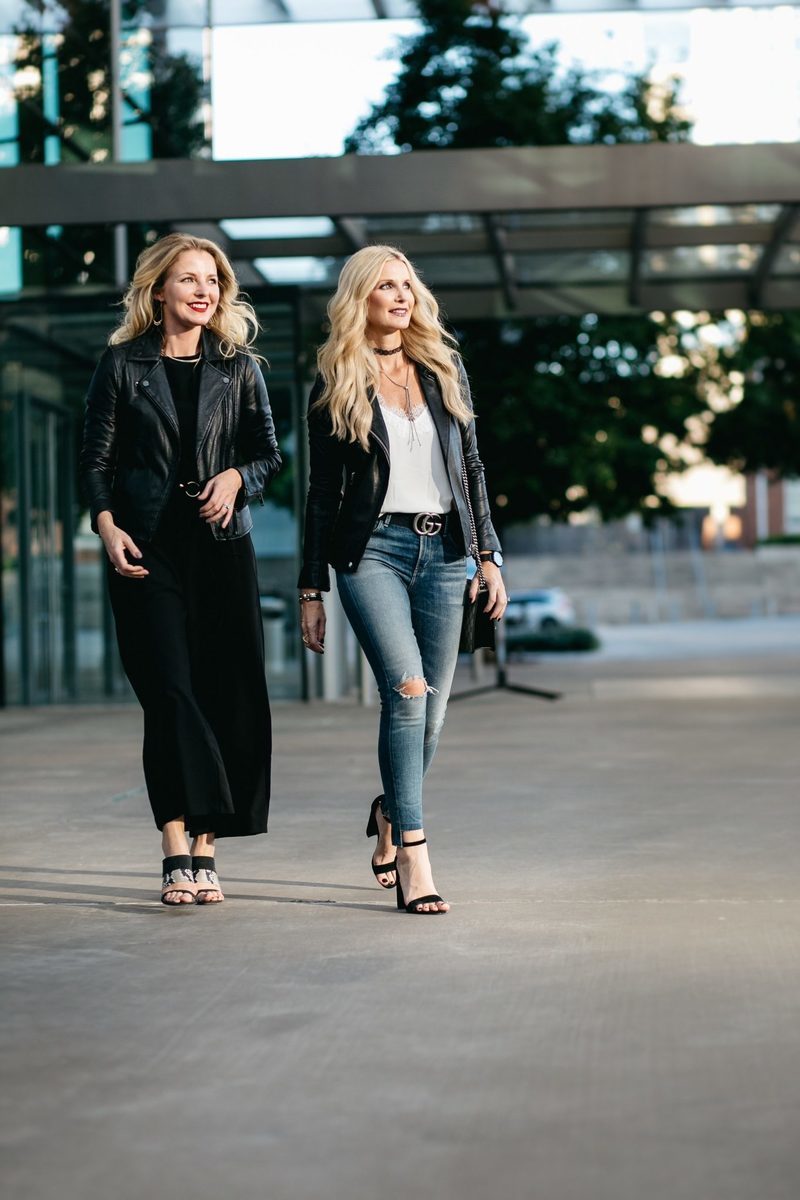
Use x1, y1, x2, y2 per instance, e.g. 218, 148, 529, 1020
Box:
506, 627, 600, 653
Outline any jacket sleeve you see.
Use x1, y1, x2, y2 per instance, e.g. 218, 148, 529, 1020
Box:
234, 355, 282, 508
297, 376, 345, 591
458, 360, 502, 556
79, 347, 120, 533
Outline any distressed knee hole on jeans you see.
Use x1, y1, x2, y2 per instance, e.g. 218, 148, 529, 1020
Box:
393, 673, 439, 699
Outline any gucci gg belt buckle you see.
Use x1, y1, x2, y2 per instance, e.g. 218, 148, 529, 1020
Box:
413, 512, 444, 536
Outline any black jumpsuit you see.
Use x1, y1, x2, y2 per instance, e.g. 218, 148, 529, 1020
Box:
107, 355, 271, 837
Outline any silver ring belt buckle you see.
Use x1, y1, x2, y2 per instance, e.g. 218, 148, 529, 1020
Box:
413, 512, 444, 536
181, 480, 202, 498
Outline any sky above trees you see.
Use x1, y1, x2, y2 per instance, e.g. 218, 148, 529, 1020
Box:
212, 7, 800, 161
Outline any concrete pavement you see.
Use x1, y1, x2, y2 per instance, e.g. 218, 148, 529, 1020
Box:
2, 623, 800, 1200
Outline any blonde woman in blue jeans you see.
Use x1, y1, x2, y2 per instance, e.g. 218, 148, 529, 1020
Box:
298, 246, 506, 914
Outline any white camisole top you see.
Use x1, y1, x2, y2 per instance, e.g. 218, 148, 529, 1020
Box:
379, 398, 454, 514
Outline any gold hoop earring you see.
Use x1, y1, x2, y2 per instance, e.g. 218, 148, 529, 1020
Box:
152, 301, 163, 328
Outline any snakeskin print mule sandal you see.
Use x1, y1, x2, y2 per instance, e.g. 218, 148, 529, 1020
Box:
192, 856, 224, 904
160, 855, 197, 906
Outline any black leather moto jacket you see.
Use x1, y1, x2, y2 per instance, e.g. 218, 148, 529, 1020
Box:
80, 327, 281, 543
298, 362, 501, 591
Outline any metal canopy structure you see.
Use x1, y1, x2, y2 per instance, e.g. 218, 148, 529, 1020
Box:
2, 142, 799, 318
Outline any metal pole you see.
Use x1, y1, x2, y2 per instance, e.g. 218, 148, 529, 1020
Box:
46, 410, 61, 700
104, 0, 125, 696
109, 0, 127, 287
292, 291, 312, 701
202, 1, 214, 151
17, 392, 32, 704
59, 411, 77, 699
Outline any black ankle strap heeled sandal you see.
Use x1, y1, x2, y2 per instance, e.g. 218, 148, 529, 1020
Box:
396, 837, 448, 915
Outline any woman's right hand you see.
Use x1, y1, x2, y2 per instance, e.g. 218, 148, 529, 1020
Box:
299, 598, 325, 654
97, 512, 149, 579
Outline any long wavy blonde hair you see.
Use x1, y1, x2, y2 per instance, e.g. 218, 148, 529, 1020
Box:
315, 245, 472, 448
109, 233, 259, 358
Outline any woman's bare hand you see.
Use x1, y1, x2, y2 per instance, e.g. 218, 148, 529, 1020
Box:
299, 599, 326, 654
197, 469, 242, 528
468, 561, 506, 619
98, 511, 149, 579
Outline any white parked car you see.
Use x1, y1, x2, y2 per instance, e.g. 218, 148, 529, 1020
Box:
504, 588, 576, 633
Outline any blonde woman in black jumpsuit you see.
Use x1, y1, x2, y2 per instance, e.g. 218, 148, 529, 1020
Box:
81, 233, 281, 905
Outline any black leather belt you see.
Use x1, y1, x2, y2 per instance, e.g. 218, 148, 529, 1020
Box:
380, 511, 451, 536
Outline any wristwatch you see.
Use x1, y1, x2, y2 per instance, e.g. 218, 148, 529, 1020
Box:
479, 550, 504, 567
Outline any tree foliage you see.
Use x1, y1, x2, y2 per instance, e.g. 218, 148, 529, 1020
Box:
346, 0, 699, 527
346, 0, 690, 154
461, 314, 703, 524
705, 312, 800, 477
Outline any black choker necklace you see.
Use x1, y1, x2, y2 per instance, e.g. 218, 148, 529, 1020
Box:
372, 344, 403, 356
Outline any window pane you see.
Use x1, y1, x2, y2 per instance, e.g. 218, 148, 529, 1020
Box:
516, 250, 629, 284
651, 205, 781, 227
644, 244, 762, 277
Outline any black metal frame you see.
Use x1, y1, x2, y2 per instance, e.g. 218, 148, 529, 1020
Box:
3, 143, 799, 317
450, 620, 562, 704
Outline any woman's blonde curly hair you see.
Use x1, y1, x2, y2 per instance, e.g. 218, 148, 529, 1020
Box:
109, 232, 259, 359
315, 245, 472, 448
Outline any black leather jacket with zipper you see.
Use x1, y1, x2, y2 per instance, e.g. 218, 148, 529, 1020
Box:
298, 361, 501, 591
80, 327, 281, 543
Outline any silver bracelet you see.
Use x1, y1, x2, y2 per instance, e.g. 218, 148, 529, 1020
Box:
298, 591, 323, 604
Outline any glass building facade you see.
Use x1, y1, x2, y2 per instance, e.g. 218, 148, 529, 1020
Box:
0, 2, 310, 705
3, 2, 799, 704
0, 293, 305, 706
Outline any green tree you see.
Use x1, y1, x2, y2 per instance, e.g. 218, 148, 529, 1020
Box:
705, 312, 800, 478
346, 0, 690, 154
461, 314, 702, 523
346, 0, 699, 527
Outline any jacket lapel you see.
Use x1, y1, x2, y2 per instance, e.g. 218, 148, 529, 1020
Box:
417, 366, 451, 459
128, 331, 179, 437
127, 327, 231, 450
195, 330, 231, 453
143, 362, 179, 436
369, 390, 391, 460
196, 360, 231, 454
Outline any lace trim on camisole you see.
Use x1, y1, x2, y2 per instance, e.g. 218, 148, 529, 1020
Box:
378, 396, 428, 423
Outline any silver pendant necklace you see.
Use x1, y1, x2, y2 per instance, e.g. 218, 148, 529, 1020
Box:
379, 361, 421, 447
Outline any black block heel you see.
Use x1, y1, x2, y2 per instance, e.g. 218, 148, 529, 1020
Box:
396, 837, 447, 915
366, 796, 397, 888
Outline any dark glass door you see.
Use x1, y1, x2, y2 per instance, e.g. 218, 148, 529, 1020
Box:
18, 395, 76, 703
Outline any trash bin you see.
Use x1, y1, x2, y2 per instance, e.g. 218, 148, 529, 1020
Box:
259, 594, 287, 673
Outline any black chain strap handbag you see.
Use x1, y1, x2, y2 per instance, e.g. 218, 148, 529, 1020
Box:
459, 459, 496, 654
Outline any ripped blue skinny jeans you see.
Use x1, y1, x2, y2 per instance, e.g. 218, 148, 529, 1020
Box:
336, 516, 466, 846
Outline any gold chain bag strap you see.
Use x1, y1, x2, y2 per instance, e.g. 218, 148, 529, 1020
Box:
459, 458, 496, 653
